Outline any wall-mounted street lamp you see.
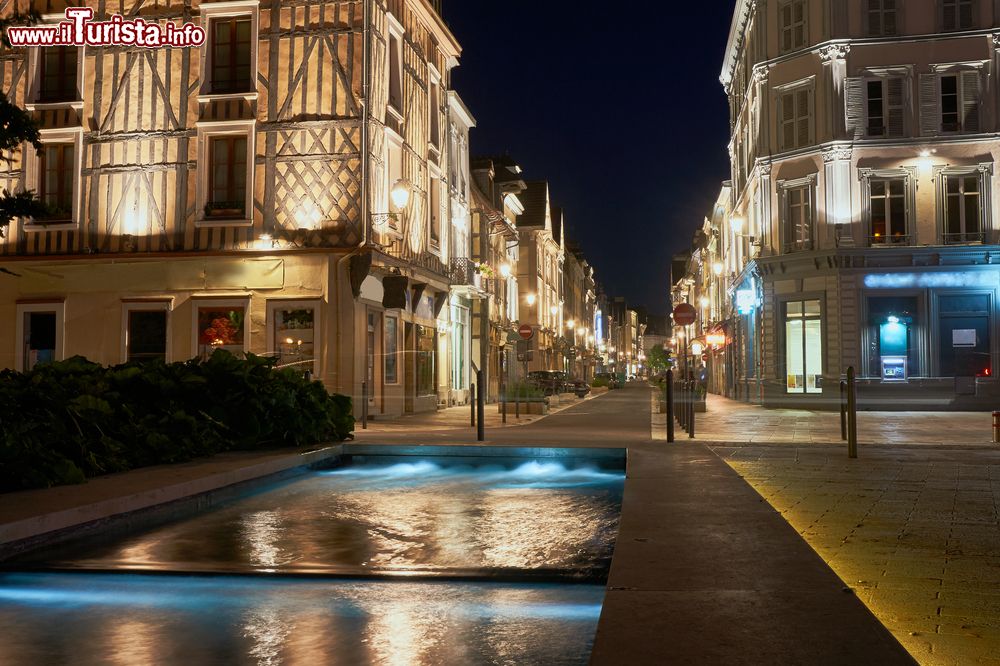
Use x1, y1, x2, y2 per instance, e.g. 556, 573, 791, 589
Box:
712, 261, 724, 276
526, 293, 537, 306
499, 262, 512, 279
372, 178, 413, 229
550, 305, 559, 315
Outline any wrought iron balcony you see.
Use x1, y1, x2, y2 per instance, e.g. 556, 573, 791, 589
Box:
868, 234, 913, 247
943, 232, 986, 245
381, 236, 448, 276
450, 257, 485, 291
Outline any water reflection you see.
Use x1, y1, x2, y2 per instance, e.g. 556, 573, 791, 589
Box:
36, 460, 623, 577
0, 573, 604, 665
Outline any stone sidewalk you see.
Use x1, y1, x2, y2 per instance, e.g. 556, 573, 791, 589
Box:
688, 393, 997, 447
712, 445, 1000, 666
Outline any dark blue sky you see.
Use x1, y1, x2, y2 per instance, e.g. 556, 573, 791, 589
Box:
445, 1, 737, 315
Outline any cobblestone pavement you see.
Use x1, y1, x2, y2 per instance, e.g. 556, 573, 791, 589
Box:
694, 394, 995, 447
711, 444, 1000, 665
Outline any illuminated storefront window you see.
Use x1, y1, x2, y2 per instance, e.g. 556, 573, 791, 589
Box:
784, 299, 822, 394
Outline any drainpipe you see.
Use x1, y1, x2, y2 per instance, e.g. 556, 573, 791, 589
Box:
332, 0, 373, 396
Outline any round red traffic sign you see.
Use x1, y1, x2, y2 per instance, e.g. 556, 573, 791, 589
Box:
673, 303, 697, 327
518, 324, 534, 340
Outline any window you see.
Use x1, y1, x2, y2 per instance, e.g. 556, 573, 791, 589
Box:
867, 297, 920, 379
779, 87, 812, 151
199, 3, 258, 100
870, 178, 908, 244
781, 181, 813, 252
866, 0, 899, 35
866, 77, 905, 137
207, 136, 248, 219
941, 0, 975, 31
267, 301, 319, 377
429, 79, 441, 149
942, 172, 984, 244
385, 315, 399, 384
784, 299, 822, 394
124, 303, 170, 364
416, 324, 435, 396
938, 294, 990, 377
387, 16, 404, 114
38, 143, 75, 222
921, 70, 981, 134
779, 0, 807, 52
38, 47, 78, 103
197, 121, 255, 226
194, 301, 248, 359
210, 17, 253, 94
429, 171, 441, 247
15, 303, 64, 372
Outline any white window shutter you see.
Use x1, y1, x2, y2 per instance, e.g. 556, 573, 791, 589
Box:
845, 77, 865, 140
961, 69, 981, 132
886, 77, 906, 138
919, 73, 940, 136
797, 89, 811, 147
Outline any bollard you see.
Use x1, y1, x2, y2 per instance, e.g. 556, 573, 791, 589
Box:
515, 385, 521, 419
688, 381, 696, 439
993, 411, 1000, 443
678, 380, 685, 431
470, 384, 476, 428
361, 381, 368, 430
666, 369, 675, 443
847, 366, 858, 459
840, 380, 848, 441
502, 385, 507, 424
476, 369, 486, 442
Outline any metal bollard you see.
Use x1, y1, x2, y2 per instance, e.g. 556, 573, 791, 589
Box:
993, 411, 1000, 443
471, 384, 476, 428
666, 369, 675, 443
476, 369, 486, 442
840, 380, 848, 442
361, 381, 368, 430
688, 382, 695, 439
846, 366, 858, 459
515, 386, 521, 419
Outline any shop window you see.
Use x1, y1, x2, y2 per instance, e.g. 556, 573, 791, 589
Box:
195, 301, 247, 359
784, 299, 822, 394
16, 304, 64, 372
938, 294, 991, 377
125, 305, 169, 364
867, 296, 919, 380
268, 302, 318, 377
385, 315, 399, 384
416, 324, 436, 396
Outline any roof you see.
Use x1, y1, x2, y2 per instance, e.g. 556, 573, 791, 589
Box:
517, 181, 550, 230
720, 0, 753, 90
550, 204, 563, 245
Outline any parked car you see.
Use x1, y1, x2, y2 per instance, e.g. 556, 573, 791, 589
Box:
552, 371, 571, 393
527, 371, 559, 396
594, 372, 622, 389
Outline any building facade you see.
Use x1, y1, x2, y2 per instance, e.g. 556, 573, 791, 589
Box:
0, 0, 465, 417
704, 0, 1000, 408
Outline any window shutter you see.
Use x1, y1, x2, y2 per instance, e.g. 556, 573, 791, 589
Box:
845, 77, 865, 140
942, 1, 956, 31
919, 73, 940, 136
960, 69, 981, 132
865, 0, 880, 35
780, 92, 795, 150
886, 77, 906, 137
797, 89, 811, 147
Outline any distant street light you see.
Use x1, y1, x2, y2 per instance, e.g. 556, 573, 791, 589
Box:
526, 293, 537, 306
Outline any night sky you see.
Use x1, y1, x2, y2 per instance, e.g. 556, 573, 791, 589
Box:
445, 1, 738, 315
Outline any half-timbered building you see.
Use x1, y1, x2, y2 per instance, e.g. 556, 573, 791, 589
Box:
0, 0, 460, 416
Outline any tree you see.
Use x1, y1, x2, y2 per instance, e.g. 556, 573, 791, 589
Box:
647, 344, 672, 374
0, 11, 48, 237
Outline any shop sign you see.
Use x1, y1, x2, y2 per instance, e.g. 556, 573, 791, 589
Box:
736, 289, 755, 315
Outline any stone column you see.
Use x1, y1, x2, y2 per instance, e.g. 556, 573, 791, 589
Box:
819, 44, 851, 140
823, 146, 854, 248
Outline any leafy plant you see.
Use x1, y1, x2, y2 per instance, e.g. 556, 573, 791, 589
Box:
0, 351, 354, 493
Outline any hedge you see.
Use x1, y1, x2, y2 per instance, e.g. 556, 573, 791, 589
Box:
0, 351, 354, 492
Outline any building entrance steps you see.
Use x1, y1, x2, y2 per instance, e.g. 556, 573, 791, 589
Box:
694, 393, 996, 447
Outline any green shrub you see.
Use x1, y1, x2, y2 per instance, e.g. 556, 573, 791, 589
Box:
504, 381, 545, 401
591, 377, 610, 388
0, 351, 354, 492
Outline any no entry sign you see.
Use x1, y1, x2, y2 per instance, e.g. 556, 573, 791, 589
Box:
673, 303, 697, 327
518, 324, 534, 340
